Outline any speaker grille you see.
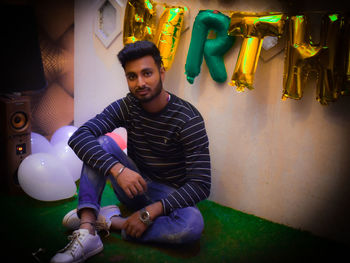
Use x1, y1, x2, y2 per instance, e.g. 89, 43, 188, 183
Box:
10, 111, 29, 131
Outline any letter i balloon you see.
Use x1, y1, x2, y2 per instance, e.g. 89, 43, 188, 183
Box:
153, 5, 186, 70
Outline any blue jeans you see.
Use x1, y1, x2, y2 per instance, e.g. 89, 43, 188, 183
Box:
77, 135, 204, 244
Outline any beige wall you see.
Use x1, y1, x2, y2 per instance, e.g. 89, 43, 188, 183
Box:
75, 0, 350, 244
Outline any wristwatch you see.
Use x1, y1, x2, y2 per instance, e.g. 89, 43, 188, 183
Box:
139, 208, 153, 226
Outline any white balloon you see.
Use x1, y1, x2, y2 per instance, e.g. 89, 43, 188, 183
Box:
18, 153, 77, 201
50, 141, 82, 181
31, 132, 53, 154
50, 125, 78, 145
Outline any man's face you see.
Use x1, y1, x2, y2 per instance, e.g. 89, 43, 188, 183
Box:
124, 55, 165, 103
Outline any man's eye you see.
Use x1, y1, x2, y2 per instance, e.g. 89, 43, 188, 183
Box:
128, 75, 136, 80
144, 71, 152, 77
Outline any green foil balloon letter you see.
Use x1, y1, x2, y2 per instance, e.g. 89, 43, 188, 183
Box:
185, 10, 235, 84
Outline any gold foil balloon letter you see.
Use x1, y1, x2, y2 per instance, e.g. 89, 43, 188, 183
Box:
282, 16, 323, 100
123, 0, 156, 44
316, 14, 343, 104
339, 15, 350, 96
228, 12, 286, 92
231, 37, 262, 92
153, 6, 186, 71
282, 14, 345, 105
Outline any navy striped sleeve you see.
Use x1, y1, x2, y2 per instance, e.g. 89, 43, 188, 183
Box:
160, 109, 211, 215
68, 98, 128, 176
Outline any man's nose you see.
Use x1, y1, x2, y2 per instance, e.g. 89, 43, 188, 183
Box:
137, 75, 146, 87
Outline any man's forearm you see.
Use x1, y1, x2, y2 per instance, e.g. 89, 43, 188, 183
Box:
110, 164, 163, 220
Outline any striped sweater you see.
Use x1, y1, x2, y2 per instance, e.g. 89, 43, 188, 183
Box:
68, 92, 211, 215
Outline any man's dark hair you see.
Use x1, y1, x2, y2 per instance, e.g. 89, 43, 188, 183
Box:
117, 41, 163, 69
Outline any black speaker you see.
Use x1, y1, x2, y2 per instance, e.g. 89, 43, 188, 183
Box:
0, 95, 32, 194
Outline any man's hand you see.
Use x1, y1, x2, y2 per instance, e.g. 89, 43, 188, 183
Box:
110, 164, 147, 199
122, 210, 148, 238
122, 201, 164, 238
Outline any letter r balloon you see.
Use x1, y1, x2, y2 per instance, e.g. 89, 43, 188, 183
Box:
185, 10, 235, 84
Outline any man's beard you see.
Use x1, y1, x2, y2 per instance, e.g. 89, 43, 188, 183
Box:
131, 79, 163, 103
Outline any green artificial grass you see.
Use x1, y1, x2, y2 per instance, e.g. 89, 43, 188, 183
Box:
1, 183, 348, 263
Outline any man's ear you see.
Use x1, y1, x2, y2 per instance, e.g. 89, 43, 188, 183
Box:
160, 66, 165, 82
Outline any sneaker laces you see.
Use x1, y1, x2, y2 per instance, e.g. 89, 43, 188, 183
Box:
96, 220, 110, 237
59, 231, 86, 258
79, 219, 110, 237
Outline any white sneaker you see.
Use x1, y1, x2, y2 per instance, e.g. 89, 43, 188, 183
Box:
62, 205, 121, 232
50, 229, 103, 263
